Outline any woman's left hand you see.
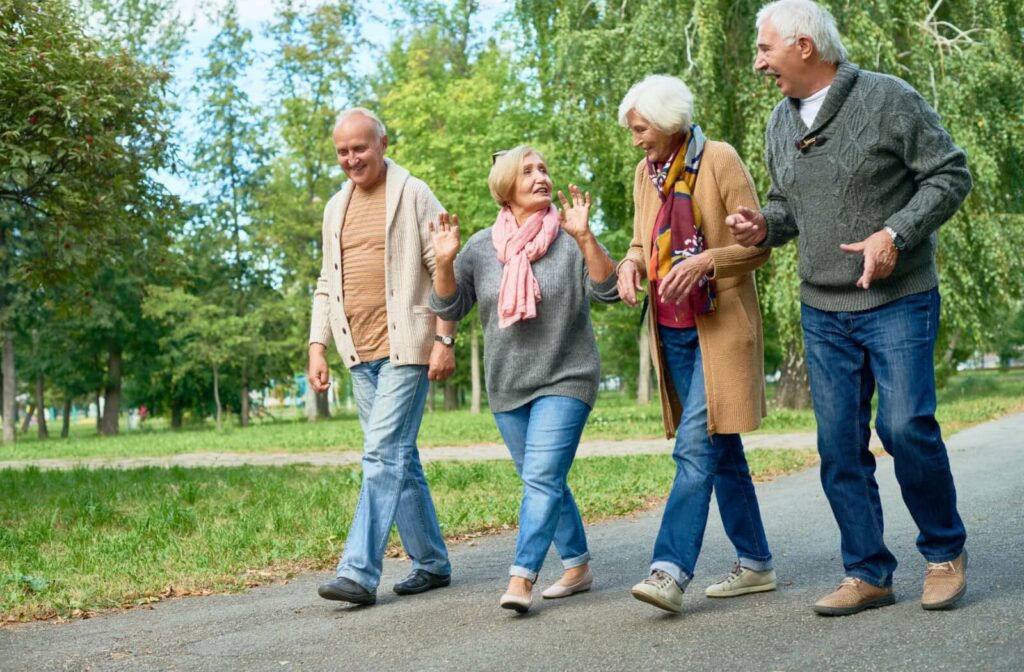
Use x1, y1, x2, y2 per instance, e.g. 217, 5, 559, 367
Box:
658, 252, 714, 304
557, 184, 592, 241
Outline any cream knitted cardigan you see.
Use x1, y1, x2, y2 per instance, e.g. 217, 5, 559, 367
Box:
309, 159, 444, 368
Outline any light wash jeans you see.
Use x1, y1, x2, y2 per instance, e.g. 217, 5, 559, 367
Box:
802, 288, 966, 588
335, 358, 451, 591
651, 326, 773, 588
493, 395, 592, 583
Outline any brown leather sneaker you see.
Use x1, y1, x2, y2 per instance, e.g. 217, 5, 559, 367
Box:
922, 550, 967, 610
813, 577, 895, 616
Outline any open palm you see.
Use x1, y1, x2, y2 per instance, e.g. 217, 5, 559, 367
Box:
557, 184, 592, 240
430, 212, 461, 263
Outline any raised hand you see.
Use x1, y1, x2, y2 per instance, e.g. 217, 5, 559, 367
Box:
725, 206, 768, 247
557, 184, 592, 241
429, 212, 461, 264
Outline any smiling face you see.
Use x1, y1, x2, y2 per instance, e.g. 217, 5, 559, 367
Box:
754, 19, 814, 99
508, 152, 553, 217
333, 114, 388, 190
625, 109, 683, 164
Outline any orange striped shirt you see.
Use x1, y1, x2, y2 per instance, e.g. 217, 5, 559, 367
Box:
341, 179, 390, 361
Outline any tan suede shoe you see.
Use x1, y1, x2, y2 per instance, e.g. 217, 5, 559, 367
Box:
922, 550, 967, 610
813, 577, 895, 616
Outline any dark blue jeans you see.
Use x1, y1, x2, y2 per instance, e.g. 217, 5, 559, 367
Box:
802, 288, 966, 588
651, 326, 773, 587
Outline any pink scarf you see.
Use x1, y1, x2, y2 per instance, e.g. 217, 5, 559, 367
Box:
491, 204, 560, 328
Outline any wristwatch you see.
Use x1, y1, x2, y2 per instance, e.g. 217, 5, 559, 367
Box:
883, 226, 906, 251
435, 334, 455, 347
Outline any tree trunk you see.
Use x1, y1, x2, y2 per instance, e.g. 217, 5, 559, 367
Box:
213, 366, 222, 430
1, 331, 14, 444
61, 396, 72, 438
35, 372, 48, 440
239, 369, 250, 427
171, 400, 184, 429
470, 322, 481, 414
20, 405, 34, 434
444, 382, 458, 411
100, 343, 122, 436
774, 342, 812, 409
96, 390, 102, 431
637, 325, 651, 404
316, 389, 331, 418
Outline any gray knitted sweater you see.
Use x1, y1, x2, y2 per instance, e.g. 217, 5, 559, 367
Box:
760, 62, 972, 312
429, 227, 619, 413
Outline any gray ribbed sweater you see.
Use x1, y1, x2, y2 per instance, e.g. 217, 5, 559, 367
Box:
760, 62, 972, 312
429, 228, 619, 413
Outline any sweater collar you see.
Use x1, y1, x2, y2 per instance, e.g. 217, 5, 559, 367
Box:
786, 61, 860, 135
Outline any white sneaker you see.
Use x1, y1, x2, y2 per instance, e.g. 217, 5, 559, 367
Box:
630, 570, 684, 613
704, 563, 777, 598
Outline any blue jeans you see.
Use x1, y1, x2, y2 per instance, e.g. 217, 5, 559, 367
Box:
802, 288, 966, 588
336, 358, 451, 591
651, 326, 773, 587
493, 396, 592, 582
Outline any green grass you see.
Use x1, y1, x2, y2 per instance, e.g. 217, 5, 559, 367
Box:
2, 371, 1022, 462
0, 448, 817, 621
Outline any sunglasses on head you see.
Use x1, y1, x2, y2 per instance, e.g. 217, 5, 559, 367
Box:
491, 150, 508, 165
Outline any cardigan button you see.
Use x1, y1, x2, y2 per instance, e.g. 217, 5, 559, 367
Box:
350, 355, 355, 362
334, 264, 338, 270
342, 327, 347, 335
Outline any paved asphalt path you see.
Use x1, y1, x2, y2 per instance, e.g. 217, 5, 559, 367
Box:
3, 414, 1022, 672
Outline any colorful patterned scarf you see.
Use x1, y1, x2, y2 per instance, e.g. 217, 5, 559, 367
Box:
647, 124, 715, 315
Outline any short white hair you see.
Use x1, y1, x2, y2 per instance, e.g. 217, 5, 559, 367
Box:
335, 107, 387, 140
756, 0, 847, 65
617, 75, 694, 135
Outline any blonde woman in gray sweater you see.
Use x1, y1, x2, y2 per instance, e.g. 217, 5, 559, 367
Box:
429, 146, 618, 613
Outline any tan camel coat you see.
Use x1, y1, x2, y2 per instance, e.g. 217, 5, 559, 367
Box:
622, 141, 770, 437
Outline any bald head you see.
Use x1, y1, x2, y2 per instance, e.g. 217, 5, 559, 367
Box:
333, 109, 388, 190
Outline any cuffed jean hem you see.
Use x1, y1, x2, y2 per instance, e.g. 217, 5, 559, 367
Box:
650, 561, 693, 590
739, 556, 774, 572
846, 570, 892, 589
561, 551, 591, 570
509, 565, 539, 582
412, 560, 453, 577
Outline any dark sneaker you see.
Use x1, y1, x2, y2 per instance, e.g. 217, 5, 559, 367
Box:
392, 569, 452, 595
922, 550, 967, 610
318, 577, 376, 605
813, 577, 894, 616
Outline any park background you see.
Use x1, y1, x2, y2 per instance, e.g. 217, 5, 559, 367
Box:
1, 0, 1023, 622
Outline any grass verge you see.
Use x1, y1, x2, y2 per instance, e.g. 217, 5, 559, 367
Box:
0, 448, 817, 622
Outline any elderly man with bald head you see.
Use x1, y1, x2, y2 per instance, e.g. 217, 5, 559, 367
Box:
309, 108, 456, 606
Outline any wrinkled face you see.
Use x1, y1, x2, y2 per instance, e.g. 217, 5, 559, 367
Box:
510, 153, 552, 214
626, 109, 680, 164
754, 19, 811, 98
333, 115, 388, 189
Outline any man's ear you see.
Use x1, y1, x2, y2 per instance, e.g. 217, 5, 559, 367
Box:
380, 134, 389, 153
797, 35, 816, 61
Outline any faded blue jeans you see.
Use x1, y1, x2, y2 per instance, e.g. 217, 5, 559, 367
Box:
802, 288, 966, 588
651, 326, 773, 588
493, 396, 592, 583
335, 358, 451, 591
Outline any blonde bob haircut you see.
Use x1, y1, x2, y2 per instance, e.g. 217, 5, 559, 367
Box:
488, 145, 547, 208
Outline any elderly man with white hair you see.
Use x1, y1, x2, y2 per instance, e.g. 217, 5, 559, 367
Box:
727, 0, 972, 616
308, 107, 457, 606
616, 74, 776, 614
